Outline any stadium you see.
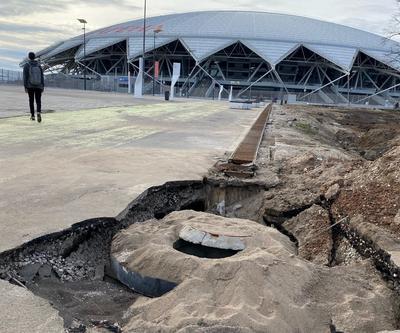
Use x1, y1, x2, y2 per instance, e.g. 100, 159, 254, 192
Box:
32, 11, 400, 105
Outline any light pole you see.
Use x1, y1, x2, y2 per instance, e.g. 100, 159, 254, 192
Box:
78, 18, 87, 90
153, 28, 162, 96
142, 0, 147, 93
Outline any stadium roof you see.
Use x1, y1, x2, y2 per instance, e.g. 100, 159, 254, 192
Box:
38, 11, 400, 72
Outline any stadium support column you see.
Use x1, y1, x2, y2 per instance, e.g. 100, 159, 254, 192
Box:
134, 58, 144, 98
272, 68, 289, 97
170, 63, 181, 100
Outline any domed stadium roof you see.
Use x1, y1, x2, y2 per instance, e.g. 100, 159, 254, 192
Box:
38, 11, 400, 72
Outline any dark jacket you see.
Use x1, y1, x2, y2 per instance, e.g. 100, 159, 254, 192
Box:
23, 60, 44, 90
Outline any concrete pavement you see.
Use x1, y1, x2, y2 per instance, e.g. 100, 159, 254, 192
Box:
0, 85, 162, 118
0, 87, 259, 252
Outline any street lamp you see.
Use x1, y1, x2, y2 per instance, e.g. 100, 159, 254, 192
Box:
77, 18, 87, 90
153, 28, 162, 96
141, 0, 147, 93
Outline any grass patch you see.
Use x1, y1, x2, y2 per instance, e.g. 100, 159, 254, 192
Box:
295, 121, 319, 135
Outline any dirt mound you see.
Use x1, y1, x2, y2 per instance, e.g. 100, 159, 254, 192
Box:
112, 211, 399, 333
333, 146, 400, 235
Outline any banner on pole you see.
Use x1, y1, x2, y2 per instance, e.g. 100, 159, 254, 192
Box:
134, 57, 144, 98
170, 62, 181, 100
155, 61, 160, 80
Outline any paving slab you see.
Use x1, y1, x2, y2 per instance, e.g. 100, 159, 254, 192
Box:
0, 88, 259, 252
0, 85, 160, 118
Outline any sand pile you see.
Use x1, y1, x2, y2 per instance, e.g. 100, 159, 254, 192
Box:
111, 211, 398, 333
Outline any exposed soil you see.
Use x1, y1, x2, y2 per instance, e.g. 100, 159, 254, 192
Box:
283, 204, 332, 265
0, 104, 400, 332
27, 277, 139, 330
333, 180, 400, 234
208, 104, 400, 330
335, 108, 400, 160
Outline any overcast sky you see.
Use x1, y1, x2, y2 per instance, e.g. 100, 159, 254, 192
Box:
0, 0, 399, 70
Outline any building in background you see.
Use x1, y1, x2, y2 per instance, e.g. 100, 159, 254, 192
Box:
27, 11, 400, 105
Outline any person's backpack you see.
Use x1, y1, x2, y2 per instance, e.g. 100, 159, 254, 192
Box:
29, 62, 42, 87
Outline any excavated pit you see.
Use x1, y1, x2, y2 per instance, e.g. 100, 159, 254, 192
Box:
0, 180, 266, 331
1, 178, 398, 331
0, 178, 399, 332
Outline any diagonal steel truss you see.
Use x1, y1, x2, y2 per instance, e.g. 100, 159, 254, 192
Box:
40, 39, 400, 104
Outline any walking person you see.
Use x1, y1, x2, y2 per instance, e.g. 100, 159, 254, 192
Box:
23, 52, 44, 123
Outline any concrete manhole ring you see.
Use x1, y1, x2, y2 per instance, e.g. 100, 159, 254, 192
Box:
110, 210, 294, 297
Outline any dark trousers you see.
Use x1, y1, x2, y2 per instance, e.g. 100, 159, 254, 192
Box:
27, 88, 42, 116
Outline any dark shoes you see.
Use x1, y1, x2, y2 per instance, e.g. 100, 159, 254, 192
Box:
29, 113, 42, 122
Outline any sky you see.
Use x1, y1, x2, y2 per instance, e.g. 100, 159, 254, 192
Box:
0, 0, 399, 70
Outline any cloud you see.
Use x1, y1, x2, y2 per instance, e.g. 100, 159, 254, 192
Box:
0, 21, 64, 33
0, 0, 399, 70
0, 0, 140, 17
0, 48, 26, 70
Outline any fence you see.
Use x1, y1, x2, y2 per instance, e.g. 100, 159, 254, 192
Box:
1, 68, 397, 107
0, 68, 23, 84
